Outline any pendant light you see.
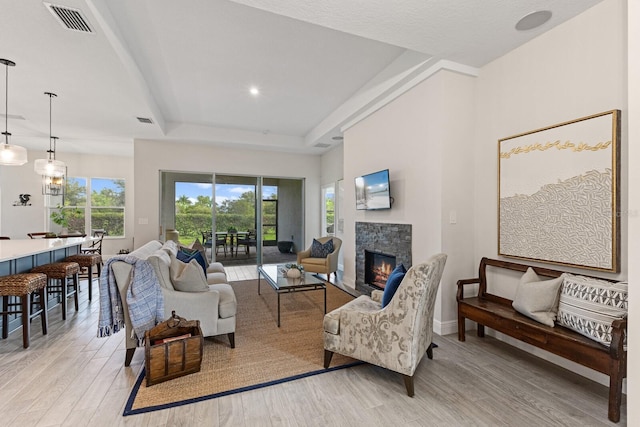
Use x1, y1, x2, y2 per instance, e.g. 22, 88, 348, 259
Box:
0, 58, 28, 166
40, 136, 66, 196
34, 92, 66, 179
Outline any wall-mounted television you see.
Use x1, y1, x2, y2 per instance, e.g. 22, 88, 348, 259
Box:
355, 169, 391, 210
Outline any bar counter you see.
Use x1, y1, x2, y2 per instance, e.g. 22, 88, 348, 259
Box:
0, 237, 88, 275
0, 237, 90, 336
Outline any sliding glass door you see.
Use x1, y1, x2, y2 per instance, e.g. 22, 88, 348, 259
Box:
161, 171, 303, 266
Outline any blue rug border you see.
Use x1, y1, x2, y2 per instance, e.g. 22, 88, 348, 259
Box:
123, 360, 364, 416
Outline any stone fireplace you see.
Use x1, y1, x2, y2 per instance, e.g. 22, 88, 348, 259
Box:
356, 222, 412, 294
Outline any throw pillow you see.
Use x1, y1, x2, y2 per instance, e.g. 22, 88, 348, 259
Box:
381, 264, 407, 307
189, 238, 210, 269
177, 246, 207, 275
310, 238, 334, 258
170, 255, 209, 292
557, 274, 628, 347
512, 268, 565, 327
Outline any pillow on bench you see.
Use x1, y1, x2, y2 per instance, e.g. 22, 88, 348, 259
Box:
512, 268, 565, 327
557, 274, 628, 347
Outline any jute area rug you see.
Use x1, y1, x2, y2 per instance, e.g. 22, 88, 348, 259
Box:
124, 279, 359, 415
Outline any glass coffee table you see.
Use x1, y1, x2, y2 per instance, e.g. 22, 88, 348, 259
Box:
257, 264, 327, 327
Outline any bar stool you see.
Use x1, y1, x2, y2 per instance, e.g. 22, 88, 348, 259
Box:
31, 262, 80, 320
63, 253, 102, 301
0, 273, 48, 348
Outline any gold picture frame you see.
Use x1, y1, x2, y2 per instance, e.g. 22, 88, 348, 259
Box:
498, 110, 621, 272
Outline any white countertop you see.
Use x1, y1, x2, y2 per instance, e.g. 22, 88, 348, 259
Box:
0, 237, 89, 263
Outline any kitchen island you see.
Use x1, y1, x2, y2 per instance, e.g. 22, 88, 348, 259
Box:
0, 237, 90, 335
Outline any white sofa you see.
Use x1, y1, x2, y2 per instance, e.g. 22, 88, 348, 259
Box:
111, 240, 237, 366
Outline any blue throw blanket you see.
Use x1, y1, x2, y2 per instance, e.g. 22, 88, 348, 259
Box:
98, 255, 164, 345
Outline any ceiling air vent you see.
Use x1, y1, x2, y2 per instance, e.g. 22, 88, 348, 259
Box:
45, 3, 93, 34
137, 117, 154, 124
314, 142, 331, 148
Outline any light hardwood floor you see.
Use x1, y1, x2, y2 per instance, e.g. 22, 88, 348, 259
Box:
0, 266, 626, 426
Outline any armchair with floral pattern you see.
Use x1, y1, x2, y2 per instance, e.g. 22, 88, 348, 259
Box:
323, 253, 447, 396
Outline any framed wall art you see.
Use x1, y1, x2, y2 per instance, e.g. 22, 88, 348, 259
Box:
498, 110, 620, 272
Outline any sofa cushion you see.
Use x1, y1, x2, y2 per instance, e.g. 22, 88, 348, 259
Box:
146, 249, 174, 290
382, 264, 407, 307
177, 246, 207, 275
162, 239, 179, 257
512, 268, 565, 327
129, 240, 163, 260
209, 283, 237, 318
170, 255, 209, 292
207, 272, 227, 285
557, 274, 628, 346
310, 238, 334, 258
300, 257, 326, 266
207, 262, 225, 274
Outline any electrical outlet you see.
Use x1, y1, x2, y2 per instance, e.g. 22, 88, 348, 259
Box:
449, 211, 457, 224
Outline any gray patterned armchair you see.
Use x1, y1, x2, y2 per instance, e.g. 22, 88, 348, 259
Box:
323, 253, 447, 395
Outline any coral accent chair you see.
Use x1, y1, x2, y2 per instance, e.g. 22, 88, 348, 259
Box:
296, 236, 342, 280
323, 253, 447, 396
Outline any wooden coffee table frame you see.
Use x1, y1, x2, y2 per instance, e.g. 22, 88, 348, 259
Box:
257, 264, 327, 327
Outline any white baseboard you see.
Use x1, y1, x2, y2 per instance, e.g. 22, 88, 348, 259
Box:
435, 319, 457, 336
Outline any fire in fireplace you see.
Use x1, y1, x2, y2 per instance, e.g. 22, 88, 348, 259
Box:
364, 250, 396, 289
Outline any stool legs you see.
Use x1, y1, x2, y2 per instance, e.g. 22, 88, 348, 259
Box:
20, 294, 31, 348
37, 288, 48, 336
2, 296, 8, 339
48, 273, 79, 320
1, 289, 48, 348
0, 273, 48, 348
85, 263, 101, 301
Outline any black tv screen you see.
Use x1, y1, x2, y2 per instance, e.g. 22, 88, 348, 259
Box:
355, 169, 391, 210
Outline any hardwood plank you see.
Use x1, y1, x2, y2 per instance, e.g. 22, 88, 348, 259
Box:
0, 274, 626, 426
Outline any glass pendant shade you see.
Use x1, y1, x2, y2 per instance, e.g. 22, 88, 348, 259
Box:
0, 58, 28, 166
0, 141, 28, 165
34, 157, 66, 176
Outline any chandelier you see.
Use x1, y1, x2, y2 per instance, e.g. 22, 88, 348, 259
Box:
34, 92, 66, 195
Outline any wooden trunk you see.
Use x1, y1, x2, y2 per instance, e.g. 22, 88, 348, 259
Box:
144, 311, 203, 386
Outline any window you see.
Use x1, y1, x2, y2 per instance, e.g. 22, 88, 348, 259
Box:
322, 184, 335, 236
91, 178, 125, 237
48, 177, 125, 237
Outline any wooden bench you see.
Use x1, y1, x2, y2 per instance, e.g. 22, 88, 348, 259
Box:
456, 257, 627, 423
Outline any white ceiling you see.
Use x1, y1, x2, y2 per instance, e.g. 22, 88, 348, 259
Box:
0, 0, 602, 157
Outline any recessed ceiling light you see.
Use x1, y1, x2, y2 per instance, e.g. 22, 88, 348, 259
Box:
249, 86, 259, 96
515, 10, 552, 31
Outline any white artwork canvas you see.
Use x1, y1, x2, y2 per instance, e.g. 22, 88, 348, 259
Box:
498, 110, 620, 272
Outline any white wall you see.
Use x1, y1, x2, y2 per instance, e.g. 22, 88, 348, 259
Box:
0, 149, 134, 255
340, 0, 631, 396
320, 143, 344, 187
626, 0, 638, 423
473, 0, 627, 385
320, 144, 345, 267
133, 140, 321, 251
343, 70, 476, 333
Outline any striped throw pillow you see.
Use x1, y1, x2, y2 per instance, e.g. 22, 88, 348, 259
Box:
557, 274, 627, 347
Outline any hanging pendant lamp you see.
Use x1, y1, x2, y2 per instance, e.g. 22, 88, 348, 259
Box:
0, 58, 28, 166
40, 136, 66, 196
34, 92, 66, 177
